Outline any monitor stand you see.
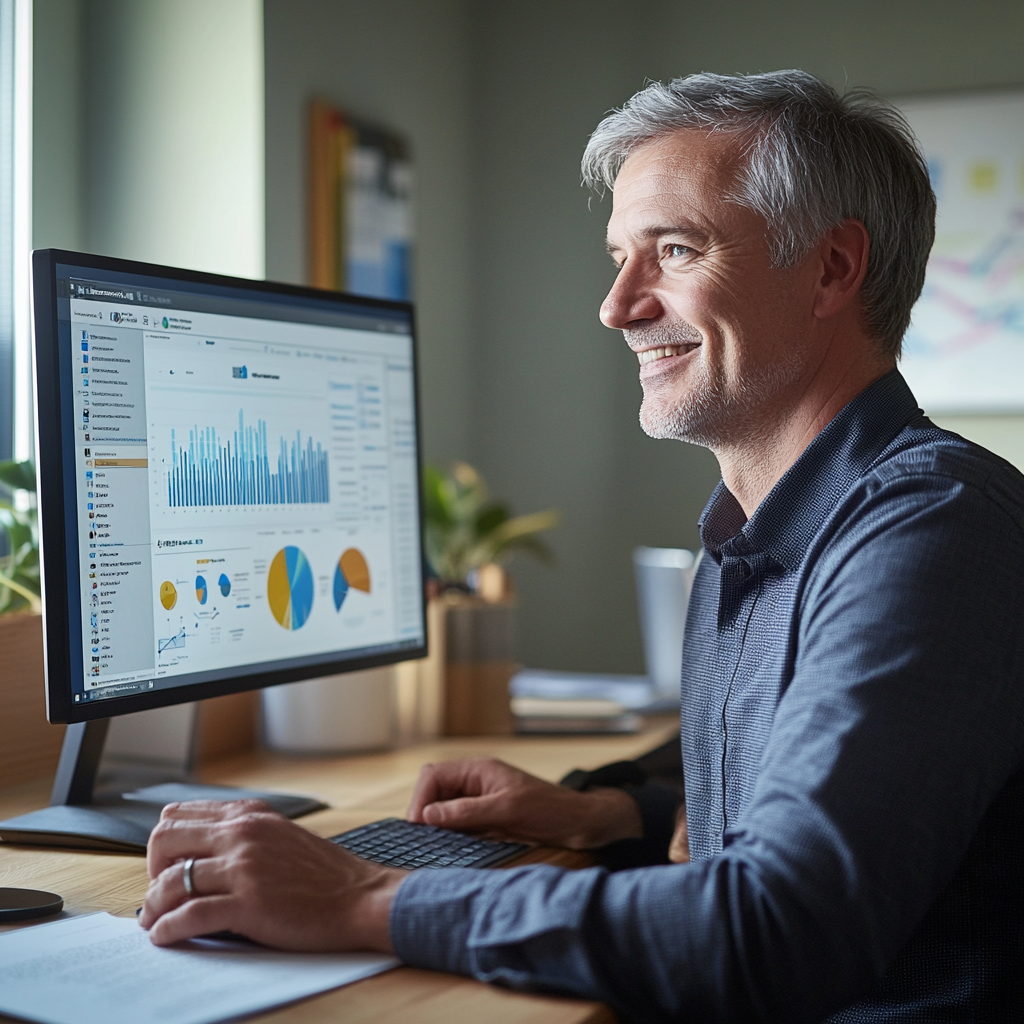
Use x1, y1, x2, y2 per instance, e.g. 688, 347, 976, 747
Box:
0, 719, 328, 853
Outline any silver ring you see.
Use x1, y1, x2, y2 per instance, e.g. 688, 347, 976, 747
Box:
182, 857, 196, 899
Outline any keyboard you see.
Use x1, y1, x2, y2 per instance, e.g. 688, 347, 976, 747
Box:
329, 817, 528, 869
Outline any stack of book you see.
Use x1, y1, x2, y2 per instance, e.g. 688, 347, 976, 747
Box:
510, 669, 670, 734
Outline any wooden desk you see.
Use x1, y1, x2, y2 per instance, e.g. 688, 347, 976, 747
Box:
0, 718, 678, 1024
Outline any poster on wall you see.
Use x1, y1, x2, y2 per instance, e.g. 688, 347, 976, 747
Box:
307, 100, 414, 301
897, 90, 1024, 413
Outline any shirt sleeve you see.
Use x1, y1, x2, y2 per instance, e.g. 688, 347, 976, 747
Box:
392, 466, 1024, 1022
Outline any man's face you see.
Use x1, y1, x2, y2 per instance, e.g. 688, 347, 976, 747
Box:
601, 130, 820, 447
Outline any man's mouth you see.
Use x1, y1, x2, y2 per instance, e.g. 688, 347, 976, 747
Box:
636, 343, 699, 365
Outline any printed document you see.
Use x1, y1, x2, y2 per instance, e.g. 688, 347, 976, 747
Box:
0, 913, 398, 1024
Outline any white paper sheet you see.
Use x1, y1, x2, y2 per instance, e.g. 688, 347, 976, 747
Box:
0, 913, 399, 1024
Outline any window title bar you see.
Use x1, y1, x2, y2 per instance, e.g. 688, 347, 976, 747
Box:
59, 274, 411, 335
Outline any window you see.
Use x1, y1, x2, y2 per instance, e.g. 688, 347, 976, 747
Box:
0, 0, 30, 466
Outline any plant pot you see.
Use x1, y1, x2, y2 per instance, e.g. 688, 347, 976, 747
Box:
261, 666, 396, 753
0, 612, 66, 786
442, 594, 516, 736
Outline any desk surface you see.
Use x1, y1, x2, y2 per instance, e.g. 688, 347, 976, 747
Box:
0, 719, 678, 1024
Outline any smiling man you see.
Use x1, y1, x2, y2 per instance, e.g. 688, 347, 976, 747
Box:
143, 72, 1024, 1023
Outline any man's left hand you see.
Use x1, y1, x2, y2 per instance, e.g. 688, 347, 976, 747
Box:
140, 800, 404, 951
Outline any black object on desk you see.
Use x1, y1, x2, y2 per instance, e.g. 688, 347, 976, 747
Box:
0, 888, 64, 922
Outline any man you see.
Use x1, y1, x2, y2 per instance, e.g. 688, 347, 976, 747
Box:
141, 72, 1024, 1022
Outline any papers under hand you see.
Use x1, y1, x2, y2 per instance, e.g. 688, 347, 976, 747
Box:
0, 913, 398, 1024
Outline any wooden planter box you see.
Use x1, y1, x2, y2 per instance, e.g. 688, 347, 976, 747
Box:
442, 595, 517, 736
0, 613, 65, 787
393, 595, 519, 739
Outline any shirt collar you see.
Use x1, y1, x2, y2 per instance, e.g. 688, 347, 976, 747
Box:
699, 370, 923, 570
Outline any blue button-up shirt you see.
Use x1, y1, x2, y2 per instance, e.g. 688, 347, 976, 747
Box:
391, 371, 1024, 1022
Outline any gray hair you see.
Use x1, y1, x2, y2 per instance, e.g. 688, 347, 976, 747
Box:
582, 71, 935, 358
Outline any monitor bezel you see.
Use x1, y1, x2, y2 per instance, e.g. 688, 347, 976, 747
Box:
32, 248, 429, 725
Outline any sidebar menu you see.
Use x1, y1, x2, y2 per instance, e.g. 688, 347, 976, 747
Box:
72, 317, 156, 701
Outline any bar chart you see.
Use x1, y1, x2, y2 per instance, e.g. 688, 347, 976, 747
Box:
166, 411, 330, 508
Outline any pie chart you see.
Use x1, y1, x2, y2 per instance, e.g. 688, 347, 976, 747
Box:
159, 581, 177, 610
267, 546, 314, 629
218, 573, 231, 597
333, 547, 371, 611
195, 575, 208, 605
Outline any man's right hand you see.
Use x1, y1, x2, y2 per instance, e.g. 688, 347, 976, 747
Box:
407, 757, 643, 850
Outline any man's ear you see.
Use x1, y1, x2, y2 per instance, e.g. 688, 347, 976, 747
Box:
812, 218, 870, 321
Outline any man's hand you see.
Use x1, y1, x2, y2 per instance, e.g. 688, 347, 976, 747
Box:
140, 800, 404, 951
407, 758, 643, 849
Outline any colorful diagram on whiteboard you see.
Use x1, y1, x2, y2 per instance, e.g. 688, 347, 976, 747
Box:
897, 90, 1024, 411
267, 546, 315, 630
333, 547, 371, 611
218, 573, 231, 597
195, 575, 208, 605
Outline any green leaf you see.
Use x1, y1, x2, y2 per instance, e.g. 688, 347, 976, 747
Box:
501, 533, 555, 564
489, 510, 561, 545
420, 461, 560, 583
422, 465, 455, 527
474, 502, 510, 540
0, 461, 39, 617
0, 460, 36, 493
0, 568, 41, 611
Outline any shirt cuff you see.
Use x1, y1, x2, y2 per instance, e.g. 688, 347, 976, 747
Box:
390, 863, 608, 985
390, 866, 497, 974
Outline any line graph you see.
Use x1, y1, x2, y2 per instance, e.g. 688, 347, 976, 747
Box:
897, 90, 1024, 411
166, 411, 329, 508
158, 628, 186, 654
905, 207, 1024, 359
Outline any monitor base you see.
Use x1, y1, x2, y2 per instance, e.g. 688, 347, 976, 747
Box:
0, 722, 327, 853
0, 783, 327, 854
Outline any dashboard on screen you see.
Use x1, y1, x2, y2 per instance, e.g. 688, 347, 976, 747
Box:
33, 252, 427, 723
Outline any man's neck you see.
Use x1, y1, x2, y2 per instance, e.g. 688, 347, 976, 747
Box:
713, 359, 895, 519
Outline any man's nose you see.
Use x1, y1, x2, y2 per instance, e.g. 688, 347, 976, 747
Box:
599, 261, 662, 330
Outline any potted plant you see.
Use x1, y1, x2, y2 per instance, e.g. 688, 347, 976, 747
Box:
419, 462, 559, 736
0, 460, 40, 615
0, 460, 63, 786
423, 461, 558, 597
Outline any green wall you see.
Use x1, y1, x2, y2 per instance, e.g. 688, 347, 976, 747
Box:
465, 2, 721, 674
263, 0, 476, 469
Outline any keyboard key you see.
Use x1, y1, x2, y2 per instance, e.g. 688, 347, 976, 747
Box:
330, 817, 527, 870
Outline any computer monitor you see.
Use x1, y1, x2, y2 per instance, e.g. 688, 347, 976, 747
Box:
0, 250, 427, 851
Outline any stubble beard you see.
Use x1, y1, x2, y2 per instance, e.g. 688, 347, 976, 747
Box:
627, 321, 804, 449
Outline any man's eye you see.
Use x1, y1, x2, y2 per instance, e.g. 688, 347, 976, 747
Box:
666, 244, 692, 258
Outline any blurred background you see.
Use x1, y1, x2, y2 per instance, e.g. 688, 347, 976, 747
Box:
14, 0, 1024, 677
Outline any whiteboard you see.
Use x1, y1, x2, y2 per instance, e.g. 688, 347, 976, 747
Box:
897, 90, 1024, 412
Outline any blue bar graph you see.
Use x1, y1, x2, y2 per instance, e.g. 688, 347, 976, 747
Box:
167, 411, 329, 507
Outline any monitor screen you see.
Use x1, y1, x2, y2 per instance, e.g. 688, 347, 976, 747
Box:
32, 251, 427, 724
